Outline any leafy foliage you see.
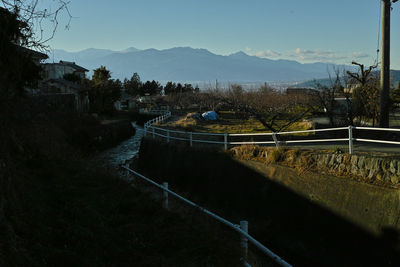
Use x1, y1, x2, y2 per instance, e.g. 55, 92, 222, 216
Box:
140, 80, 162, 96
89, 66, 121, 114
0, 7, 42, 100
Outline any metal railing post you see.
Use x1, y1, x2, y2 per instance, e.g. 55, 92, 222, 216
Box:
190, 132, 193, 147
240, 221, 249, 258
272, 133, 280, 149
348, 126, 353, 154
224, 133, 228, 150
122, 166, 292, 267
152, 126, 155, 139
125, 165, 131, 181
167, 130, 170, 143
162, 182, 169, 210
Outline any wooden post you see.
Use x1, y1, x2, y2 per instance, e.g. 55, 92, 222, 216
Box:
348, 126, 354, 154
379, 0, 391, 127
162, 182, 169, 210
240, 221, 248, 258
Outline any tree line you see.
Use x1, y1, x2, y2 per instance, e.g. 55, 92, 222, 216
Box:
82, 66, 200, 114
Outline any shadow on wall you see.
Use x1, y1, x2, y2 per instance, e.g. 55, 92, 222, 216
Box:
137, 138, 400, 266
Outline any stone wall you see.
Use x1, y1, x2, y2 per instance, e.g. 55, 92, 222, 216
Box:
230, 146, 400, 187
314, 153, 400, 185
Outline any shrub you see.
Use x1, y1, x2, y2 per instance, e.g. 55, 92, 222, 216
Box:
268, 148, 283, 163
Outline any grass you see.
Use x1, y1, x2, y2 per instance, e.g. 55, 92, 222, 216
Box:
163, 110, 313, 135
5, 159, 241, 267
0, 112, 242, 267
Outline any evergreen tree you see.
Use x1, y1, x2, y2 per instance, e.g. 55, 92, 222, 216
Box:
89, 66, 121, 114
0, 7, 42, 100
92, 66, 111, 86
183, 83, 194, 93
126, 72, 142, 96
164, 81, 177, 95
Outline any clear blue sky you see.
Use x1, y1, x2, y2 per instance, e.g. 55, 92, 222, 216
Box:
44, 0, 400, 69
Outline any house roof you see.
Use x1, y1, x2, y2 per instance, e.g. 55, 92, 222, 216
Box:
16, 46, 48, 59
43, 61, 89, 72
59, 61, 89, 72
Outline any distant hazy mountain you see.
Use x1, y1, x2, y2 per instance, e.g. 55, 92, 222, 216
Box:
296, 70, 400, 88
48, 47, 141, 64
49, 46, 351, 83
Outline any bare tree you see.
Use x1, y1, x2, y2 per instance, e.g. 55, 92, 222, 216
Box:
1, 0, 72, 50
0, 1, 71, 100
346, 62, 380, 126
312, 67, 348, 126
221, 86, 313, 132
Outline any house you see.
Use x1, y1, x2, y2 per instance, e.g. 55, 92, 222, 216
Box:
38, 61, 90, 112
16, 46, 48, 64
42, 61, 89, 81
39, 79, 90, 112
18, 46, 48, 96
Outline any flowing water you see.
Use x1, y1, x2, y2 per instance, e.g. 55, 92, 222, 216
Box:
94, 122, 144, 169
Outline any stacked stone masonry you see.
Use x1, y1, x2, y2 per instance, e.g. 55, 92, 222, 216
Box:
313, 154, 400, 185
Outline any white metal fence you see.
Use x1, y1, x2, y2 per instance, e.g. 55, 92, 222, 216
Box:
143, 110, 400, 154
123, 166, 292, 267
137, 110, 400, 266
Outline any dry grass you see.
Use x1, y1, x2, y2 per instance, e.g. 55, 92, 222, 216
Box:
162, 111, 314, 135
0, 114, 243, 267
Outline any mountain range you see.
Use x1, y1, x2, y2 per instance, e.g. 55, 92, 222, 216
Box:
48, 47, 353, 84
295, 70, 400, 88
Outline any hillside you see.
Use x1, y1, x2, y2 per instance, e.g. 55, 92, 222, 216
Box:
0, 107, 242, 266
296, 70, 400, 88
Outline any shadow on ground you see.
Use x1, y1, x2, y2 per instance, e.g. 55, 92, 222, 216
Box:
137, 138, 400, 266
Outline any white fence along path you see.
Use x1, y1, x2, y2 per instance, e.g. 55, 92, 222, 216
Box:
136, 110, 400, 266
143, 110, 400, 154
123, 166, 292, 267
139, 110, 292, 266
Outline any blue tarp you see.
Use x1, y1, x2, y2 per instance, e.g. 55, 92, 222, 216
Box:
202, 111, 219, 121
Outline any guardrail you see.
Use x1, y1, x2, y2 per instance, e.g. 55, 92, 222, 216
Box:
136, 110, 400, 265
139, 108, 170, 115
142, 111, 400, 154
123, 166, 292, 267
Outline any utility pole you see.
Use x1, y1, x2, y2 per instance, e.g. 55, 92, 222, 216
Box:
379, 0, 397, 127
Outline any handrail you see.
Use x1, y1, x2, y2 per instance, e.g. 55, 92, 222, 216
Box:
123, 166, 292, 267
354, 126, 400, 132
141, 109, 400, 154
135, 109, 400, 266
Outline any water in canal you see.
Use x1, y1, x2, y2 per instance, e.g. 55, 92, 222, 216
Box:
94, 122, 144, 169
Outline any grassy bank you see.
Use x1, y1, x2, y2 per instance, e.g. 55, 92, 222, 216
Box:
0, 111, 242, 266
137, 138, 400, 266
162, 111, 313, 134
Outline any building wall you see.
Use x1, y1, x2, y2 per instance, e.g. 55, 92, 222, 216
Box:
42, 64, 85, 80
